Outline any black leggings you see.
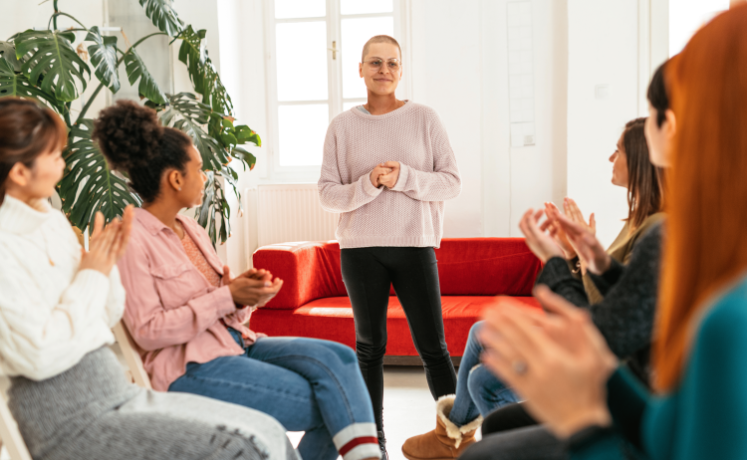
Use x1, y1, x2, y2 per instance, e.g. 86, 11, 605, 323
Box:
341, 247, 457, 432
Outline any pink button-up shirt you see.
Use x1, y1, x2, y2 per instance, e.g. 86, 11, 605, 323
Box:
117, 209, 257, 391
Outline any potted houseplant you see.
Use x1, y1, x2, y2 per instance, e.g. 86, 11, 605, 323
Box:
0, 0, 259, 244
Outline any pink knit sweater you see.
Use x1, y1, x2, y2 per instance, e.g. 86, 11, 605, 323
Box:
318, 102, 461, 249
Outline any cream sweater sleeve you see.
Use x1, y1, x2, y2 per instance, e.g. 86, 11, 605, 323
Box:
0, 244, 112, 380
318, 119, 384, 213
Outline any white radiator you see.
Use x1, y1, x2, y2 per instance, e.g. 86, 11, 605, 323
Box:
243, 184, 339, 265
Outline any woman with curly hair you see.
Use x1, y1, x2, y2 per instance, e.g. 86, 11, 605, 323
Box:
104, 100, 381, 460
0, 97, 296, 460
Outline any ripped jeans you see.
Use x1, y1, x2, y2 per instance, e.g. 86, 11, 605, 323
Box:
448, 321, 520, 426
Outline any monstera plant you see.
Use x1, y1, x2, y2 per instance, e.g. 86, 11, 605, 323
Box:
0, 0, 259, 245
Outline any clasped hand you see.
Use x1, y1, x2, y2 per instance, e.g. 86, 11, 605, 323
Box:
224, 266, 283, 308
369, 161, 400, 189
79, 205, 135, 276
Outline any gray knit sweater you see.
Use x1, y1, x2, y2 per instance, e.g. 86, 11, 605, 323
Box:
536, 223, 663, 384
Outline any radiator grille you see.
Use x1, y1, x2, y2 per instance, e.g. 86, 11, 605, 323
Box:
244, 184, 338, 263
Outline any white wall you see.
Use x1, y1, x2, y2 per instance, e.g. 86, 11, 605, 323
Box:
3, 1, 661, 272
215, 0, 574, 272
478, 0, 569, 238
566, 0, 668, 247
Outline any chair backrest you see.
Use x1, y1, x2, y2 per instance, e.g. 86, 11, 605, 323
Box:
112, 321, 152, 390
0, 387, 32, 460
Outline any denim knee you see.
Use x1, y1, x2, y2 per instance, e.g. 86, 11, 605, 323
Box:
467, 321, 484, 350
467, 364, 519, 414
320, 340, 358, 365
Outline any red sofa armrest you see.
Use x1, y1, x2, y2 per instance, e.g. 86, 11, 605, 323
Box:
252, 241, 347, 309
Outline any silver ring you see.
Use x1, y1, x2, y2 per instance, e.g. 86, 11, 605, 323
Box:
512, 360, 528, 375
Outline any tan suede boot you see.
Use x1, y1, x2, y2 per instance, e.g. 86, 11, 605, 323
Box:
401, 395, 482, 460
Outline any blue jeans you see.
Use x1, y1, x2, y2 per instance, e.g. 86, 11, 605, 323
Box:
448, 321, 520, 426
169, 328, 378, 460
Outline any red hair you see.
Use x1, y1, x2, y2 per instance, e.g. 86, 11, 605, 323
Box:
653, 4, 747, 391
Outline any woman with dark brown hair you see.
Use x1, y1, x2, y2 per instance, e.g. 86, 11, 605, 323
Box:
0, 97, 296, 460
546, 117, 665, 304
480, 4, 747, 459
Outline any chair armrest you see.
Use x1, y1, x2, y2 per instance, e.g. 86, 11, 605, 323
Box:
253, 241, 347, 309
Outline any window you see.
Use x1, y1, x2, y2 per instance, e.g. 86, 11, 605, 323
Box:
264, 0, 406, 177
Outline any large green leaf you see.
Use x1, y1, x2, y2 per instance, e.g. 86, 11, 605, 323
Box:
178, 26, 207, 92
60, 120, 141, 229
86, 27, 120, 93
0, 58, 60, 109
177, 26, 233, 116
139, 0, 184, 37
159, 92, 227, 170
0, 41, 21, 72
195, 170, 232, 245
124, 49, 167, 104
14, 30, 90, 103
232, 146, 257, 171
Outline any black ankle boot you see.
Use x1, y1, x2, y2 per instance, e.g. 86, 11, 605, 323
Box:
378, 430, 389, 460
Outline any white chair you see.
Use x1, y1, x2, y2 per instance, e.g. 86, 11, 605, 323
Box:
0, 322, 151, 460
0, 384, 32, 460
112, 321, 152, 390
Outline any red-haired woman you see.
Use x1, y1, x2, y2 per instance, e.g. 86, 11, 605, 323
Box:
479, 5, 747, 459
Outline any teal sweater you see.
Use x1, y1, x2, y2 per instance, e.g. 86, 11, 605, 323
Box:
571, 275, 747, 460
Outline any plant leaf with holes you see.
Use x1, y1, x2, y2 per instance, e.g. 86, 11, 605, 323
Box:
139, 0, 184, 37
14, 30, 90, 102
177, 26, 207, 92
177, 26, 234, 117
160, 92, 214, 125
124, 48, 167, 104
159, 92, 227, 170
86, 27, 120, 93
0, 41, 21, 72
195, 171, 232, 245
0, 57, 60, 110
60, 120, 141, 229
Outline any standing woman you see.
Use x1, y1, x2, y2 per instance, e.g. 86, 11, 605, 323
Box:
319, 35, 462, 456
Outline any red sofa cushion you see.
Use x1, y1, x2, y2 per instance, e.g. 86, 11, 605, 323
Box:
250, 296, 542, 356
253, 238, 542, 309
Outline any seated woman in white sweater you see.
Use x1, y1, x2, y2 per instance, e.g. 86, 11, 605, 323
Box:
0, 97, 296, 460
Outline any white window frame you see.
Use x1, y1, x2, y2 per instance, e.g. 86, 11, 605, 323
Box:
262, 0, 411, 182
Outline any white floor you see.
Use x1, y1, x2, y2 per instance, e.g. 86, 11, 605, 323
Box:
1, 366, 464, 460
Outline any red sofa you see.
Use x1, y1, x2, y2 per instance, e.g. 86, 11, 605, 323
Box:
250, 238, 542, 358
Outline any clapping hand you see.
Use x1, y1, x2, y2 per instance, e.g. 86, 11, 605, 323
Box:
544, 202, 576, 259
478, 286, 617, 439
563, 198, 596, 235
518, 208, 564, 263
79, 205, 134, 276
553, 213, 610, 275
